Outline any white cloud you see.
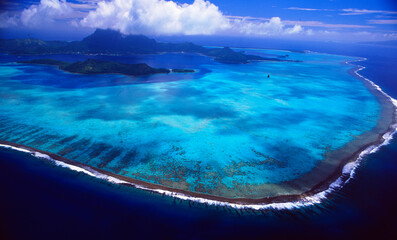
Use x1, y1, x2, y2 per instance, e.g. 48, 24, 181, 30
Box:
80, 0, 230, 35
68, 1, 101, 11
291, 29, 397, 42
20, 0, 74, 26
0, 12, 19, 28
286, 7, 333, 12
8, 0, 388, 41
227, 16, 371, 30
285, 25, 303, 34
0, 0, 305, 36
80, 0, 304, 36
233, 17, 303, 36
382, 32, 397, 39
340, 8, 397, 16
368, 19, 397, 25
282, 20, 373, 29
0, 0, 310, 38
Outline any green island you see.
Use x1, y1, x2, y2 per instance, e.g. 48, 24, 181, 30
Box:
1, 29, 300, 64
17, 58, 189, 76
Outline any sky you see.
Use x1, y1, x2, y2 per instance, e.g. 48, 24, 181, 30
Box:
0, 0, 397, 42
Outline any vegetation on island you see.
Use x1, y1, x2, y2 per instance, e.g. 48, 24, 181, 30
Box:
17, 58, 190, 76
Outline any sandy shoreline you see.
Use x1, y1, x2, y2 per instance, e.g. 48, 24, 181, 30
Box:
1, 58, 396, 209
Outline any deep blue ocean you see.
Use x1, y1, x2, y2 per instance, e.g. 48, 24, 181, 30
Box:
1, 39, 397, 239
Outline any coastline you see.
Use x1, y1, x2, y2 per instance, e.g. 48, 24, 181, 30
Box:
1, 57, 396, 210
17, 59, 196, 77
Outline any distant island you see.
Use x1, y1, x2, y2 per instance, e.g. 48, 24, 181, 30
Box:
171, 69, 196, 73
17, 58, 193, 76
1, 29, 300, 64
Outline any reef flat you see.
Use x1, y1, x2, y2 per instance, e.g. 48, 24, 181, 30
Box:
0, 48, 395, 205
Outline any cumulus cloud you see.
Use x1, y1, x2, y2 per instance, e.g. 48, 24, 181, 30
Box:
284, 24, 303, 34
20, 0, 74, 27
80, 0, 230, 35
0, 12, 19, 28
81, 0, 306, 36
234, 17, 304, 36
0, 0, 306, 37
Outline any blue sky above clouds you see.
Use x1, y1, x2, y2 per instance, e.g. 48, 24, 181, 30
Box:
0, 0, 396, 42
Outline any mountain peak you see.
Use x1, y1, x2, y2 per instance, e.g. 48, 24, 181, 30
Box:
83, 29, 124, 42
82, 29, 158, 54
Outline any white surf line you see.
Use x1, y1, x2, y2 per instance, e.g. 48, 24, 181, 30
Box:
1, 59, 396, 211
133, 57, 397, 210
2, 113, 396, 212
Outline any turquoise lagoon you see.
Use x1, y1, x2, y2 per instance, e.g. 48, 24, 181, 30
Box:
0, 49, 387, 199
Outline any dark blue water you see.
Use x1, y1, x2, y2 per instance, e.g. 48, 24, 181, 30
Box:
1, 40, 397, 239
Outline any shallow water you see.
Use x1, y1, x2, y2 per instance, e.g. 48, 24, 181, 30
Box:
0, 50, 381, 198
2, 136, 397, 239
